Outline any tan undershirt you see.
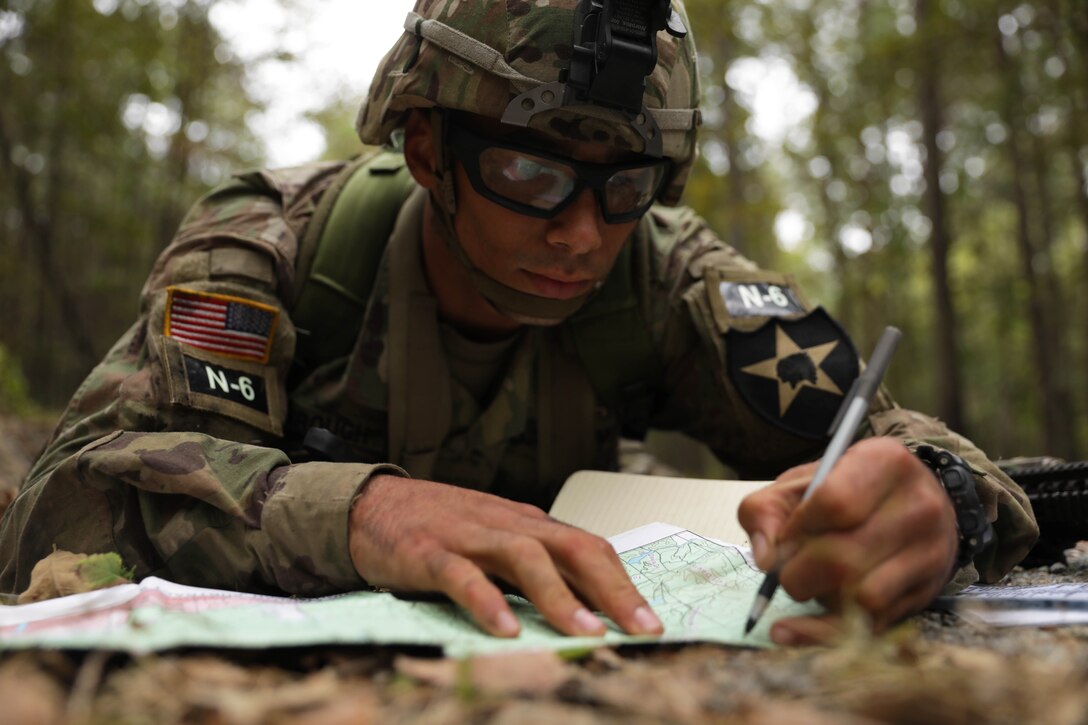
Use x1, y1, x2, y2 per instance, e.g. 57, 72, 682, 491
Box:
438, 322, 521, 406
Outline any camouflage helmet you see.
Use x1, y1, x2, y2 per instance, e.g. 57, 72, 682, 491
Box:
357, 0, 702, 206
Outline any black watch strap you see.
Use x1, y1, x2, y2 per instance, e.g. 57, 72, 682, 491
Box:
916, 445, 995, 569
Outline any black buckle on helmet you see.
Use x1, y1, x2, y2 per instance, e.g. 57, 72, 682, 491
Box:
502, 0, 687, 158
567, 0, 686, 115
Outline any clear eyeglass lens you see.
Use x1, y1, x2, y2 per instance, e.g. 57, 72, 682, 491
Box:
605, 165, 664, 214
479, 148, 576, 210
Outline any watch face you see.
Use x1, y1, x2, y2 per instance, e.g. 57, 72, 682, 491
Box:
726, 307, 859, 440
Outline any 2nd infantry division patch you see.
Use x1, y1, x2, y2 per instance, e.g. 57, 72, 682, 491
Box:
726, 308, 859, 439
164, 287, 279, 364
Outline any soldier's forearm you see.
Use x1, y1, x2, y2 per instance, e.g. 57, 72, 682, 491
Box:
0, 429, 404, 597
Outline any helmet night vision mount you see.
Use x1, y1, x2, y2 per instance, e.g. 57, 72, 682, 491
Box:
502, 0, 688, 158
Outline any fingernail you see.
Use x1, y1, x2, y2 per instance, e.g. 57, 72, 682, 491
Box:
573, 607, 606, 635
632, 605, 663, 634
771, 625, 796, 646
777, 539, 799, 563
752, 533, 769, 569
493, 610, 520, 637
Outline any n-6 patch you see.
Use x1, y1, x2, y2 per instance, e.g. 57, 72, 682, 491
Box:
727, 308, 859, 440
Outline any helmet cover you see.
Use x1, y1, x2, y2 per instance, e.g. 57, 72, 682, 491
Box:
357, 0, 702, 204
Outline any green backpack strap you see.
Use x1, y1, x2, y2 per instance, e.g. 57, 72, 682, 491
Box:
564, 217, 665, 440
292, 150, 415, 367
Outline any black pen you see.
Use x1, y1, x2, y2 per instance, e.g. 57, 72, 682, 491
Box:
744, 325, 902, 635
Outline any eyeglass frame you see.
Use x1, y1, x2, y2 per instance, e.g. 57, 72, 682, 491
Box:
444, 118, 673, 225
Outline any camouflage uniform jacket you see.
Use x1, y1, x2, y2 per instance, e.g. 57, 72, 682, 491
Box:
0, 160, 1038, 596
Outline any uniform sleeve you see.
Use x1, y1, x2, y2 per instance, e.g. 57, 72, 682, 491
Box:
0, 172, 404, 597
642, 205, 1038, 585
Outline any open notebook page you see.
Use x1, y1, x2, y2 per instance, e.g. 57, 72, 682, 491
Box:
548, 470, 770, 546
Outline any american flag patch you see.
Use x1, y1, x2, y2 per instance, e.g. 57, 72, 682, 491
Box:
164, 287, 279, 364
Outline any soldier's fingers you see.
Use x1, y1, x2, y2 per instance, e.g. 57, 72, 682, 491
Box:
770, 613, 844, 646
487, 535, 608, 636
852, 546, 952, 630
783, 439, 920, 540
777, 506, 909, 604
777, 460, 821, 485
780, 541, 948, 638
544, 525, 663, 636
502, 515, 661, 635
739, 471, 817, 570
422, 548, 521, 637
774, 570, 943, 646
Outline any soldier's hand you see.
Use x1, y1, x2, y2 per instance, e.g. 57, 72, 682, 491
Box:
738, 437, 958, 645
347, 474, 664, 638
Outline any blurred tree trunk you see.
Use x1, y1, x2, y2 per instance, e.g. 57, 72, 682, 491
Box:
1028, 125, 1076, 457
915, 0, 964, 433
712, 28, 752, 258
718, 79, 751, 257
682, 2, 758, 261
793, 11, 854, 333
0, 110, 99, 371
1051, 0, 1088, 454
994, 28, 1069, 457
0, 1, 264, 405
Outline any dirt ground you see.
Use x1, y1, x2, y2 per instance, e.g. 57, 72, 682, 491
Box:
2, 417, 1088, 724
2, 603, 1088, 725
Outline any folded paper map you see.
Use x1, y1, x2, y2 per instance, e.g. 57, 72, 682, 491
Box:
0, 524, 822, 656
0, 473, 825, 655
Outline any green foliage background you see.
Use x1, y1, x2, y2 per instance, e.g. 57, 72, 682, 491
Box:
0, 0, 1085, 461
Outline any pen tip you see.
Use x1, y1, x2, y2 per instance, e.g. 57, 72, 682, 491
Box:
743, 618, 756, 635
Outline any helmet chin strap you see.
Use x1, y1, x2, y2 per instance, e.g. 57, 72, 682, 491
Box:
428, 110, 595, 327
430, 194, 595, 326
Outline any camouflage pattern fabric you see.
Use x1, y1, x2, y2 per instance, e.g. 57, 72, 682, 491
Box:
356, 0, 701, 205
0, 161, 1038, 597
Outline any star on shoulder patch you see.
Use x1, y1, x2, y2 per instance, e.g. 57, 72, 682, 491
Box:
726, 308, 859, 440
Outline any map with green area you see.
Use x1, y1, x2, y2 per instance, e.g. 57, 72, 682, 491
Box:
0, 524, 822, 657
620, 527, 815, 643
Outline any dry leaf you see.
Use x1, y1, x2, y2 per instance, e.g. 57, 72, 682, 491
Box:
467, 650, 573, 695
282, 689, 381, 725
396, 651, 573, 696
735, 700, 880, 725
191, 669, 344, 725
0, 658, 66, 725
488, 701, 602, 725
18, 550, 132, 604
577, 661, 710, 723
395, 655, 461, 688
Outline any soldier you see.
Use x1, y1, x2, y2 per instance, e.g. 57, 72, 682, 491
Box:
0, 0, 1036, 646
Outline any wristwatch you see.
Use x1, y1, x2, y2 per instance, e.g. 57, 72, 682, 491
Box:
915, 445, 995, 569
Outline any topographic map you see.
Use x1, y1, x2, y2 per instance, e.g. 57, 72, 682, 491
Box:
618, 526, 815, 643
0, 524, 821, 656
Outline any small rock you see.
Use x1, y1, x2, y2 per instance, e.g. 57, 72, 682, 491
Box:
1050, 562, 1067, 573
1062, 541, 1088, 571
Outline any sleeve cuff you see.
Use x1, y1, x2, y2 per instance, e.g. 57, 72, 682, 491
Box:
260, 461, 408, 593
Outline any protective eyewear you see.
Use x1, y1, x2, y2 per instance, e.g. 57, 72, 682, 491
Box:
447, 122, 671, 224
